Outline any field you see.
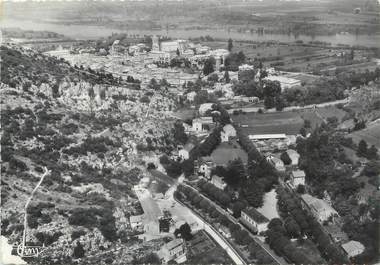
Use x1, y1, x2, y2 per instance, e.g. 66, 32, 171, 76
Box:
349, 120, 380, 149
201, 40, 376, 73
231, 111, 310, 135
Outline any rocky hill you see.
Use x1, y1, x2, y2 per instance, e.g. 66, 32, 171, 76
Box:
1, 45, 178, 264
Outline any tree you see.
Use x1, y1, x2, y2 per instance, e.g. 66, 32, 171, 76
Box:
224, 70, 230, 83
203, 57, 215, 76
357, 139, 368, 157
280, 152, 292, 165
367, 145, 378, 160
174, 223, 193, 241
172, 121, 188, 144
88, 86, 95, 99
263, 80, 281, 109
73, 241, 85, 259
228, 38, 233, 52
284, 217, 301, 238
208, 73, 219, 82
148, 78, 160, 90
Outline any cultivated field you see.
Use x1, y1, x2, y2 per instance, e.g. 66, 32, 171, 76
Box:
349, 120, 380, 149
231, 111, 306, 135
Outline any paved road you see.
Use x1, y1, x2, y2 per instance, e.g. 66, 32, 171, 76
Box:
228, 98, 350, 114
183, 184, 289, 265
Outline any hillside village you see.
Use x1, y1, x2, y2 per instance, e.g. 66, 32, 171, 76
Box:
1, 29, 380, 265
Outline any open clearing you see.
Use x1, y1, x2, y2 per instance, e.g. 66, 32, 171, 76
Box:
349, 120, 380, 149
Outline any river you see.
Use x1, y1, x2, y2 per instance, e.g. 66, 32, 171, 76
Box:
2, 18, 380, 48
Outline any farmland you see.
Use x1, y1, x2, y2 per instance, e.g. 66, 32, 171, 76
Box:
349, 120, 380, 149
201, 39, 377, 74
231, 111, 307, 135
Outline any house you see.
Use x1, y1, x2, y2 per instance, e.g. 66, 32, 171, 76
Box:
211, 175, 227, 190
179, 142, 195, 160
192, 117, 214, 132
325, 224, 348, 243
198, 103, 214, 116
286, 149, 300, 166
266, 155, 285, 172
240, 207, 269, 233
157, 238, 186, 264
264, 75, 301, 91
129, 215, 143, 230
341, 240, 365, 258
218, 226, 231, 238
159, 217, 171, 233
301, 194, 339, 223
196, 156, 215, 179
220, 124, 237, 142
290, 170, 306, 187
186, 91, 197, 102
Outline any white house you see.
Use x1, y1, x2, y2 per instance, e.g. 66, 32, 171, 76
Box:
286, 149, 300, 166
240, 207, 269, 233
192, 117, 214, 132
220, 124, 237, 142
265, 75, 301, 91
341, 240, 365, 258
291, 170, 306, 187
186, 91, 197, 102
301, 194, 339, 223
196, 156, 215, 179
211, 175, 227, 190
130, 215, 143, 230
178, 142, 195, 160
157, 238, 186, 264
266, 155, 285, 172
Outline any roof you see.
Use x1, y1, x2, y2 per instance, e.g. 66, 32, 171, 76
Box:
265, 75, 300, 85
130, 215, 143, 223
268, 156, 284, 165
249, 134, 287, 140
301, 194, 338, 215
199, 103, 214, 114
286, 149, 300, 157
222, 124, 236, 134
341, 241, 365, 256
165, 238, 183, 250
242, 207, 269, 224
193, 116, 214, 124
292, 170, 306, 178
183, 142, 195, 152
212, 175, 225, 183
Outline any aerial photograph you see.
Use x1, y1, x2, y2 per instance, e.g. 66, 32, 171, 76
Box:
0, 0, 379, 264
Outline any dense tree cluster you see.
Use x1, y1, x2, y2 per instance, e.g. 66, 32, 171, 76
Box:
224, 51, 246, 71
197, 179, 232, 207
174, 222, 193, 241
68, 206, 118, 241
159, 155, 183, 178
276, 188, 348, 264
357, 139, 378, 159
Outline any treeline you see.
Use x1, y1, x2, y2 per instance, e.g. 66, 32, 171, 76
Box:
68, 206, 118, 241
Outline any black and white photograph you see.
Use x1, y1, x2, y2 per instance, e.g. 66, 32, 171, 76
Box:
0, 0, 379, 264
